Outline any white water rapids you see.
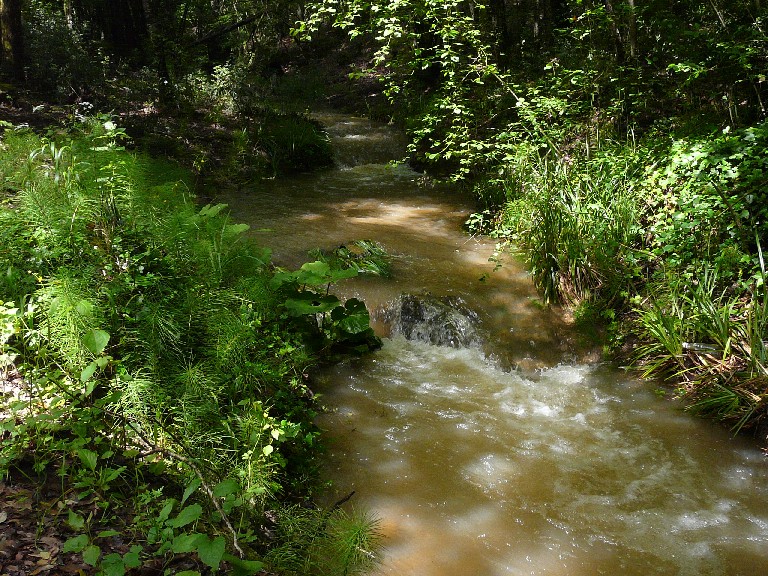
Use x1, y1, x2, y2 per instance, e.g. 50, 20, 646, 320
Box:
216, 113, 768, 575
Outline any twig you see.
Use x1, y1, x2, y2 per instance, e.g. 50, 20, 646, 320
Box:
331, 491, 356, 511
158, 448, 245, 558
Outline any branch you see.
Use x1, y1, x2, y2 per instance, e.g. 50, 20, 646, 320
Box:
188, 15, 261, 47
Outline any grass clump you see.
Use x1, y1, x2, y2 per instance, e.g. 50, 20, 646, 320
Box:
0, 119, 382, 574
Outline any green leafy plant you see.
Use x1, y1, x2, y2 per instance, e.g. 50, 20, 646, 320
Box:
0, 120, 382, 575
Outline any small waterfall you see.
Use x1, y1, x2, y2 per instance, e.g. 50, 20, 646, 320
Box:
377, 293, 483, 348
313, 113, 408, 168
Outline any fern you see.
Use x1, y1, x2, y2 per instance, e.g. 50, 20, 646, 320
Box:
34, 271, 103, 369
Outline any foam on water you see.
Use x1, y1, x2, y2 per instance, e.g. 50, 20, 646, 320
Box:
316, 337, 768, 575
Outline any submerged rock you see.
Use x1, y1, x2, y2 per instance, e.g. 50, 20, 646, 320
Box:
377, 293, 482, 348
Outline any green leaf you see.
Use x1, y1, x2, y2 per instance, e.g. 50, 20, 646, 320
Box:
197, 536, 226, 570
294, 260, 332, 285
123, 546, 143, 569
103, 466, 126, 483
157, 499, 176, 523
82, 329, 110, 355
63, 534, 89, 553
76, 448, 98, 471
198, 203, 227, 218
174, 572, 202, 576
75, 299, 94, 316
67, 510, 85, 530
334, 298, 371, 334
80, 362, 98, 383
283, 293, 340, 316
262, 444, 274, 456
182, 477, 201, 505
101, 553, 125, 576
172, 532, 205, 554
82, 544, 101, 566
223, 554, 264, 576
283, 261, 358, 287
96, 530, 120, 539
167, 503, 202, 528
213, 478, 240, 498
225, 223, 250, 236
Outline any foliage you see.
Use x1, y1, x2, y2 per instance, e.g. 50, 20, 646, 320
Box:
264, 506, 382, 576
309, 240, 392, 278
0, 120, 381, 574
645, 122, 768, 286
632, 266, 768, 433
494, 146, 645, 307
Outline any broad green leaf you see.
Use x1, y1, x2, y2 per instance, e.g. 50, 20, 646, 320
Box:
283, 293, 340, 316
82, 329, 110, 355
157, 499, 176, 523
96, 530, 120, 538
333, 298, 371, 334
75, 299, 94, 316
82, 544, 101, 566
101, 553, 125, 576
224, 554, 264, 576
198, 203, 227, 218
172, 532, 205, 554
84, 379, 97, 397
63, 534, 89, 553
294, 260, 332, 285
123, 546, 143, 569
225, 223, 250, 236
197, 536, 226, 570
167, 503, 202, 528
80, 361, 98, 383
76, 448, 98, 471
213, 478, 240, 498
67, 510, 85, 530
182, 477, 201, 505
262, 444, 274, 456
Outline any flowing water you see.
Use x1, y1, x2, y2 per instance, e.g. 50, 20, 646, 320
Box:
217, 113, 768, 575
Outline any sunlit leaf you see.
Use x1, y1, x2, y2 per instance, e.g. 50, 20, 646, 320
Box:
167, 504, 202, 528
82, 329, 110, 355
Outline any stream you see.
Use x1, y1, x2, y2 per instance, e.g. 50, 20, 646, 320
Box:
216, 113, 768, 575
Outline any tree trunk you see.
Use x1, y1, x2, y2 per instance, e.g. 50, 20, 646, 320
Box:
602, 0, 625, 63
0, 0, 24, 80
142, 0, 176, 107
627, 0, 638, 60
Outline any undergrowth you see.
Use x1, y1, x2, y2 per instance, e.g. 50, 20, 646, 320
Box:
0, 119, 382, 575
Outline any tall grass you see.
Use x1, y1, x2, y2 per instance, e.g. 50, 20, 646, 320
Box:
498, 145, 644, 308
490, 123, 768, 435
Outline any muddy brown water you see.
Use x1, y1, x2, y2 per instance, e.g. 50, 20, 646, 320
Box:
216, 113, 768, 575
